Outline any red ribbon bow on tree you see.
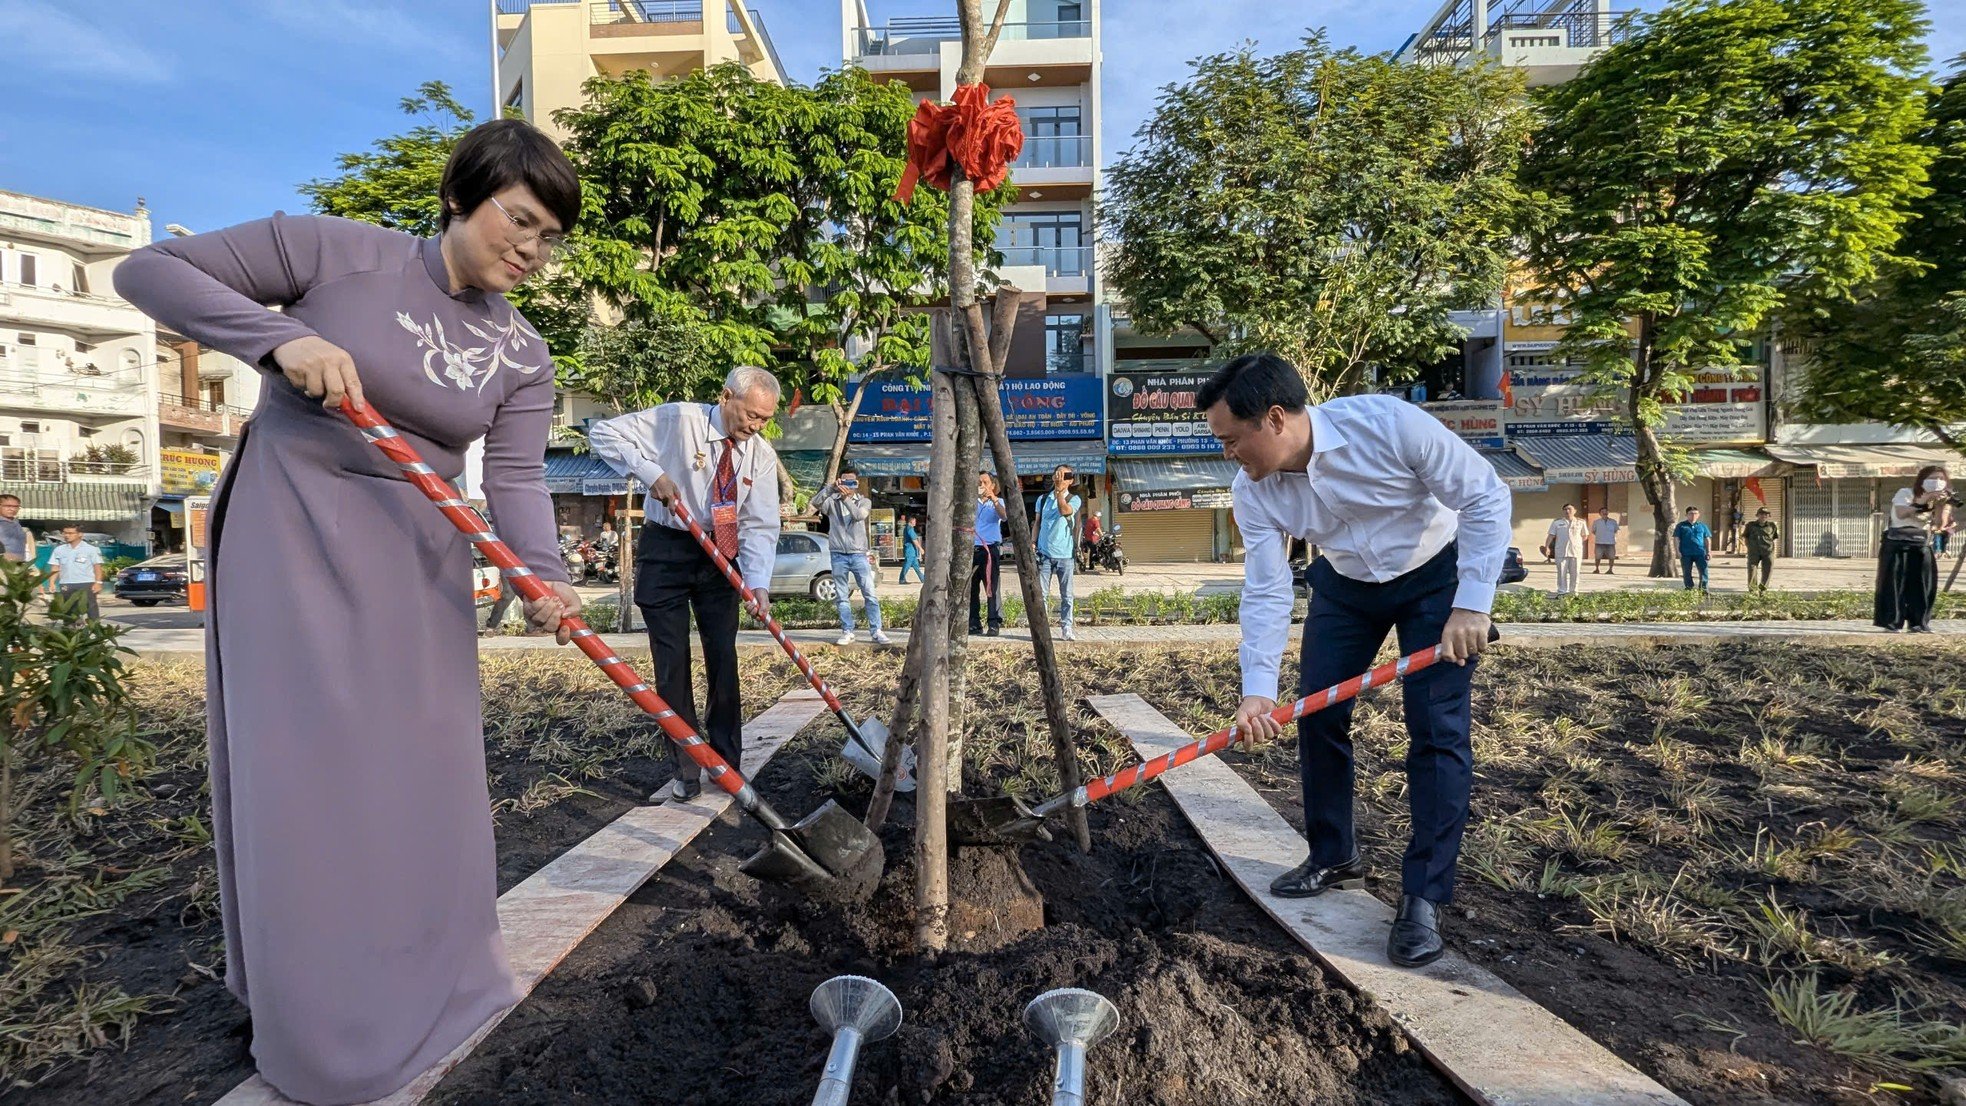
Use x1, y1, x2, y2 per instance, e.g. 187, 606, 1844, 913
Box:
893, 83, 1024, 203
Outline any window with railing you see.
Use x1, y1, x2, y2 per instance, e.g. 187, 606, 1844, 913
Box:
1014, 107, 1088, 169
997, 213, 1087, 277
862, 17, 1090, 53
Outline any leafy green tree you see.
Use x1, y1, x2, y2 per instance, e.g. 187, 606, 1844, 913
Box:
1104, 34, 1541, 400
1792, 55, 1966, 449
549, 64, 1003, 484
1522, 0, 1933, 575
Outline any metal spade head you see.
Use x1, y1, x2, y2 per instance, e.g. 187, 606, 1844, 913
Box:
738, 799, 885, 898
950, 792, 1053, 847
840, 716, 915, 792
810, 975, 904, 1040
1023, 988, 1120, 1049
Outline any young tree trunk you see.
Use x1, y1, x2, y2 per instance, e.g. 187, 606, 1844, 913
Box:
945, 371, 983, 788
617, 487, 637, 633
822, 383, 874, 488
914, 363, 961, 952
1630, 315, 1679, 578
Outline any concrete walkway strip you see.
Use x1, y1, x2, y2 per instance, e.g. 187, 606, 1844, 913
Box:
121, 619, 1965, 657
1088, 692, 1689, 1106
212, 689, 828, 1106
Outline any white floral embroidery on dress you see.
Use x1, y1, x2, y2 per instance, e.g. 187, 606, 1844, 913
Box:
396, 308, 543, 394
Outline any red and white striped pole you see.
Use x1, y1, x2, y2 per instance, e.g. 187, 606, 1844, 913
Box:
661, 499, 878, 750
334, 400, 782, 819
1030, 646, 1448, 821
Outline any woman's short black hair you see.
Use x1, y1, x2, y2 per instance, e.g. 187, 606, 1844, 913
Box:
439, 119, 580, 234
1196, 353, 1310, 421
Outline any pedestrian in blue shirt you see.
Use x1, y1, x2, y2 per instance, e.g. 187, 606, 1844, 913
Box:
1034, 464, 1082, 640
1673, 506, 1711, 591
898, 515, 922, 584
46, 524, 105, 620
968, 473, 1006, 635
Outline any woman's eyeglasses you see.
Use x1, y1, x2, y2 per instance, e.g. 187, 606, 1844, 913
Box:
488, 196, 567, 252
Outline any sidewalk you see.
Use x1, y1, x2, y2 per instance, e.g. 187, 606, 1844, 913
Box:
115, 618, 1966, 657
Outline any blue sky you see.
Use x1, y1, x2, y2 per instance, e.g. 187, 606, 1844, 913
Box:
2, 0, 1961, 241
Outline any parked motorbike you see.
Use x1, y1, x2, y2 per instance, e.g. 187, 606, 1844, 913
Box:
580, 541, 619, 585
561, 537, 587, 583
1079, 527, 1126, 574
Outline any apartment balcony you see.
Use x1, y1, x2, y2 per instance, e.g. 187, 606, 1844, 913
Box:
498, 0, 782, 83
0, 356, 148, 418
998, 246, 1093, 298
158, 393, 253, 437
852, 17, 1093, 88
0, 454, 149, 484
1009, 136, 1094, 199
0, 282, 151, 340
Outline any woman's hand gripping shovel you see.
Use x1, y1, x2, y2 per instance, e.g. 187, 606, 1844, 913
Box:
952, 631, 1497, 846
663, 499, 913, 792
338, 400, 884, 895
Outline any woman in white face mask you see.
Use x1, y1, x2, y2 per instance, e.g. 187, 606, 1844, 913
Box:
1876, 464, 1951, 633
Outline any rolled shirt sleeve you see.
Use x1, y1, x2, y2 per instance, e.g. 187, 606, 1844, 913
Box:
588, 407, 672, 491
1395, 402, 1512, 614
1234, 478, 1296, 703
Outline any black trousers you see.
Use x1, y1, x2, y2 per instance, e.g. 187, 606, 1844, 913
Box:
635, 523, 742, 772
968, 542, 1003, 631
1875, 534, 1937, 632
1746, 550, 1773, 589
1299, 544, 1475, 903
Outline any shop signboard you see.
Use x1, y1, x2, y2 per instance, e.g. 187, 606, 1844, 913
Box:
1422, 400, 1507, 449
1106, 372, 1224, 456
1117, 486, 1234, 512
159, 448, 222, 495
847, 376, 1103, 443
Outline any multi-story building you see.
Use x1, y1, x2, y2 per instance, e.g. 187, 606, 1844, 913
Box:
495, 0, 787, 141
826, 0, 1110, 548
494, 0, 789, 535
152, 331, 259, 552
0, 189, 158, 549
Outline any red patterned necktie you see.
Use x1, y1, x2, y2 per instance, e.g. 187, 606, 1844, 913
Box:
712, 439, 740, 560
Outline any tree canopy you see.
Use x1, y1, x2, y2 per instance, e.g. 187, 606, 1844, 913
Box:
1103, 34, 1542, 400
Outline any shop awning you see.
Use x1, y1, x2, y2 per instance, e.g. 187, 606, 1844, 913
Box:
1481, 449, 1547, 491
1111, 457, 1241, 511
1763, 442, 1959, 478
847, 441, 1108, 478
0, 481, 148, 523
1692, 448, 1787, 479
1110, 457, 1241, 494
1514, 435, 1639, 484
542, 450, 615, 494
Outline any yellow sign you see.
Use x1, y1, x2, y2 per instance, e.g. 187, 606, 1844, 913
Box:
160, 449, 222, 495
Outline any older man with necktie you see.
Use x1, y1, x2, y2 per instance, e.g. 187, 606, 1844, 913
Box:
590, 367, 783, 800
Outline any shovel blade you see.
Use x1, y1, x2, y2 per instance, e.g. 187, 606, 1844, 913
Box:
739, 799, 886, 899
841, 716, 915, 792
949, 794, 1053, 847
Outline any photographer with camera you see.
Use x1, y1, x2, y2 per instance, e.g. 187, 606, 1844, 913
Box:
812, 466, 889, 646
1875, 464, 1953, 634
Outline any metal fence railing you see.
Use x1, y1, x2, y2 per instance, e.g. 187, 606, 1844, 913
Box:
1013, 136, 1091, 170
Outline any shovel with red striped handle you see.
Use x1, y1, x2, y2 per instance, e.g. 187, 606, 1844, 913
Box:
663, 499, 912, 792
335, 399, 884, 892
952, 644, 1468, 846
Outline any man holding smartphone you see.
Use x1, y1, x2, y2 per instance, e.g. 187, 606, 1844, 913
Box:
812, 466, 889, 646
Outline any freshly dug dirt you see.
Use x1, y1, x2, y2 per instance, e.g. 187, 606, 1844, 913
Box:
427, 727, 1468, 1106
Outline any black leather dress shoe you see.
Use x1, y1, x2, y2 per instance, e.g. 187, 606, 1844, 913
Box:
1387, 894, 1445, 967
1269, 853, 1368, 898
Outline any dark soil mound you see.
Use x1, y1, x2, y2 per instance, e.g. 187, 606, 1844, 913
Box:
428, 732, 1466, 1106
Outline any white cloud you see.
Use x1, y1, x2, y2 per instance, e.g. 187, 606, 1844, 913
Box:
0, 0, 173, 83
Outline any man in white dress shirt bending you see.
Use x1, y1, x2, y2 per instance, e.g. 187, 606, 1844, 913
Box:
1206, 353, 1510, 968
591, 366, 783, 801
